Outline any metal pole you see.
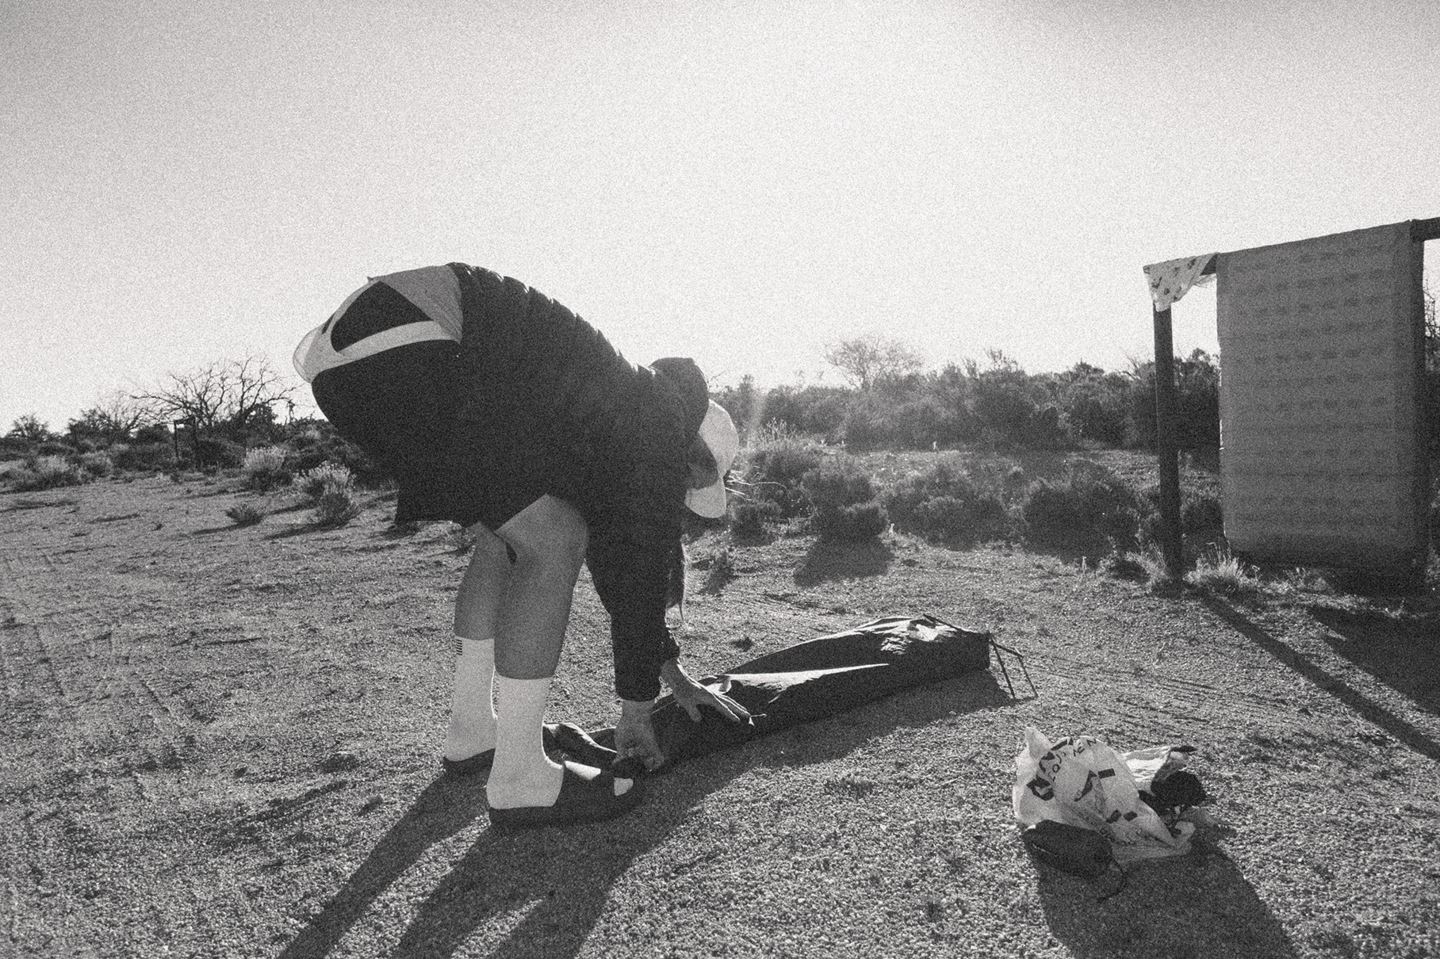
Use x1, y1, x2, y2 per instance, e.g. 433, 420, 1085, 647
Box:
1152, 306, 1184, 579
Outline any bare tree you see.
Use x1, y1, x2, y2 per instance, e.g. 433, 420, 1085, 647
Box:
823, 334, 926, 391
6, 413, 53, 442
67, 390, 151, 443
133, 354, 295, 435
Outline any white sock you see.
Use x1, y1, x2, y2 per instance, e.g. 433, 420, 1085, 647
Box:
442, 637, 497, 762
486, 674, 633, 808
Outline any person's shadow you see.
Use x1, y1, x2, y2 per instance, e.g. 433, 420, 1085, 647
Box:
1034, 831, 1300, 958
276, 777, 488, 959
279, 670, 1012, 959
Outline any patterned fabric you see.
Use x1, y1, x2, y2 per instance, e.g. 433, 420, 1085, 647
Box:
1143, 253, 1216, 310
1216, 222, 1427, 572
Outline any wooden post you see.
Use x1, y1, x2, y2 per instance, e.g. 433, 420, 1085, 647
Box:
1152, 306, 1184, 579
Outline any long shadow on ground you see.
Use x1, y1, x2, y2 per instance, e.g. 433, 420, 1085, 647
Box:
1310, 604, 1440, 716
1036, 835, 1300, 959
276, 778, 488, 959
1203, 598, 1440, 762
280, 671, 1011, 959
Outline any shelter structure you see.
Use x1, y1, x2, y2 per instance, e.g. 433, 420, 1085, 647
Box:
1144, 218, 1438, 585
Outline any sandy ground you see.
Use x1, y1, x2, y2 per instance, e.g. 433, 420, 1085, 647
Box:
3, 473, 1439, 959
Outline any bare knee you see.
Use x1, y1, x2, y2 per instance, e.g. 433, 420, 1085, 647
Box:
497, 496, 588, 577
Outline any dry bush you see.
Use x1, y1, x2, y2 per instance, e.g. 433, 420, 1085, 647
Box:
1186, 547, 1261, 599
729, 497, 783, 538
8, 455, 87, 492
311, 486, 362, 527
240, 446, 291, 492
112, 442, 176, 473
226, 503, 264, 527
296, 463, 353, 501
744, 429, 829, 517
77, 451, 115, 479
883, 457, 1012, 545
1021, 462, 1144, 550
801, 457, 889, 542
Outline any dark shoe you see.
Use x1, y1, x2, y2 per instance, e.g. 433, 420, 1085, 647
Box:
440, 723, 562, 778
487, 760, 643, 829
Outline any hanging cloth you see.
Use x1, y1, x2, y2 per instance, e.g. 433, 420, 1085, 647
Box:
1143, 253, 1217, 310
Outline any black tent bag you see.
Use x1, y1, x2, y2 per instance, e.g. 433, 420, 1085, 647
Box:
551, 615, 992, 776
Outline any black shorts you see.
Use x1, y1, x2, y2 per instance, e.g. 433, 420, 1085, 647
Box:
310, 285, 553, 531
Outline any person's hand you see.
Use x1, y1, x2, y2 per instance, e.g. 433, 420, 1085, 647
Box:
661, 658, 752, 724
615, 698, 666, 772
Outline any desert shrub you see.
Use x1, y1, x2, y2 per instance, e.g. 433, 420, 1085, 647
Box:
8, 455, 86, 492
312, 485, 362, 527
0, 436, 32, 459
802, 457, 876, 513
887, 396, 947, 449
1101, 551, 1151, 582
1020, 462, 1145, 549
77, 450, 114, 479
1059, 367, 1132, 447
36, 440, 74, 457
760, 385, 850, 441
1187, 547, 1261, 598
226, 503, 264, 526
1268, 566, 1334, 599
1128, 351, 1221, 452
801, 458, 889, 541
815, 501, 890, 541
729, 497, 782, 538
1027, 404, 1068, 449
713, 376, 760, 444
241, 445, 292, 492
194, 436, 244, 469
279, 422, 388, 485
744, 430, 829, 517
883, 457, 1013, 544
838, 400, 895, 451
910, 495, 1009, 545
112, 442, 175, 473
296, 462, 354, 501
972, 381, 1037, 446
1181, 490, 1224, 535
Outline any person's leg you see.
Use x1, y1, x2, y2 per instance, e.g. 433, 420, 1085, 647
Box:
483, 495, 634, 809
442, 530, 512, 764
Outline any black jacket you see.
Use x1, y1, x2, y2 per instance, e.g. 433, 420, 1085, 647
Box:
448, 264, 689, 701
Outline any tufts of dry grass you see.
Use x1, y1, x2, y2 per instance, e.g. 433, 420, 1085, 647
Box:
225, 503, 264, 527
1186, 547, 1262, 599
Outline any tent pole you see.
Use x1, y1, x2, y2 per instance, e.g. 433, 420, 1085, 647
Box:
1152, 306, 1184, 579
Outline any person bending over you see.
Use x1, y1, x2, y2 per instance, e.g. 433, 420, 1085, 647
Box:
294, 263, 748, 828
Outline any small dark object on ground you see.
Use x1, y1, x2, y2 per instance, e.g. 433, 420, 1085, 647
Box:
1021, 820, 1117, 880
1140, 770, 1207, 817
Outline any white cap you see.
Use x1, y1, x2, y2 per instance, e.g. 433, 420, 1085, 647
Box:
685, 400, 739, 518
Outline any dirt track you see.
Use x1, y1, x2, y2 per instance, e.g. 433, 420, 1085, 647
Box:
4, 474, 1439, 958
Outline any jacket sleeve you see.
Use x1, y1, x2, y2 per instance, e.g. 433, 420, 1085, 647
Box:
585, 457, 686, 702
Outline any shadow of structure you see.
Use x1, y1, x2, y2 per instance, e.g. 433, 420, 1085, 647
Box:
280, 671, 1011, 959
1310, 605, 1440, 715
1036, 836, 1300, 959
793, 536, 893, 587
1203, 597, 1440, 762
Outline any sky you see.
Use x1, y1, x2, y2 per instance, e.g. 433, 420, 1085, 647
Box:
3, 0, 1438, 430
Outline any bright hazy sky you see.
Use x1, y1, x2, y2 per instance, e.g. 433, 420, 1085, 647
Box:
4, 0, 1437, 430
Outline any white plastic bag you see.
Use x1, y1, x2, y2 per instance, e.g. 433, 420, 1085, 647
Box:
1013, 726, 1192, 864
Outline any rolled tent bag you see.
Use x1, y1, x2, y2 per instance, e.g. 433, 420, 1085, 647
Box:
552, 615, 993, 775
